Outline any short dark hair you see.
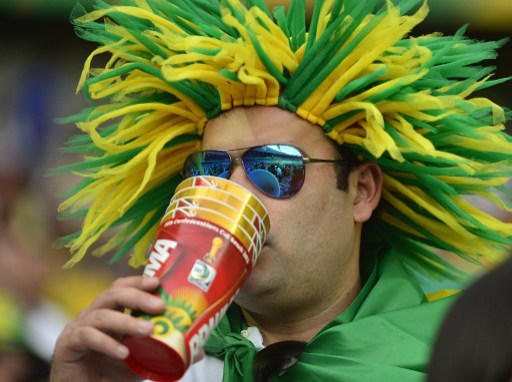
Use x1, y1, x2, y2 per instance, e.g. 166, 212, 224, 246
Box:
332, 143, 359, 191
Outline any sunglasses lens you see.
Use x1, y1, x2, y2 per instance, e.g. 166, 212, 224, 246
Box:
253, 340, 306, 382
242, 145, 305, 199
182, 151, 231, 179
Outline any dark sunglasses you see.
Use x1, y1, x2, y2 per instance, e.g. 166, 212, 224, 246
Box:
182, 144, 348, 199
253, 340, 307, 381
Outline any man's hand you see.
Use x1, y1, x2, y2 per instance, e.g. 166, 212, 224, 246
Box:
50, 276, 165, 382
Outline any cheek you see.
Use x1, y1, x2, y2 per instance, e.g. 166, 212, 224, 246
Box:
296, 186, 352, 249
261, 165, 352, 252
262, 198, 286, 239
264, 194, 330, 249
260, 198, 299, 254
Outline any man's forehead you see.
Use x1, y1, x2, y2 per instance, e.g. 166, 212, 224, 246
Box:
203, 106, 313, 139
202, 106, 334, 156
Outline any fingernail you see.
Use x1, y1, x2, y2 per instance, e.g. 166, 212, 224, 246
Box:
116, 345, 129, 359
137, 320, 153, 333
148, 296, 162, 307
142, 277, 159, 287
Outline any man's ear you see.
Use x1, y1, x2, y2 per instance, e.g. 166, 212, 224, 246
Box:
352, 161, 383, 223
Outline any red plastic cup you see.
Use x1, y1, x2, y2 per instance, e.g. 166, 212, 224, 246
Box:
123, 176, 269, 381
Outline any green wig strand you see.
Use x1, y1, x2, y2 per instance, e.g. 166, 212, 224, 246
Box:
53, 0, 512, 281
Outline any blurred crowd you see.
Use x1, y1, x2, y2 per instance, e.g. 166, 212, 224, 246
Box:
0, 138, 127, 380
0, 13, 136, 381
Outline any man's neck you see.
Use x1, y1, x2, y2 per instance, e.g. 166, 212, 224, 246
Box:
241, 278, 361, 346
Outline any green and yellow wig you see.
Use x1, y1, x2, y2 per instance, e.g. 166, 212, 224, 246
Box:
53, 0, 512, 283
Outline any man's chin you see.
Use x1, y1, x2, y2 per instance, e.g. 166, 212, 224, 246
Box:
234, 246, 275, 302
236, 275, 278, 308
237, 273, 263, 297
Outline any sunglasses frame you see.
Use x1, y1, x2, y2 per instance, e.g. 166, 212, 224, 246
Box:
182, 144, 350, 199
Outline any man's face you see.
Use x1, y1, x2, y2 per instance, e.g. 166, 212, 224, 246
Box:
201, 106, 363, 317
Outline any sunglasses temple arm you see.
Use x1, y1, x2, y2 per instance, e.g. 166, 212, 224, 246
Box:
304, 158, 348, 164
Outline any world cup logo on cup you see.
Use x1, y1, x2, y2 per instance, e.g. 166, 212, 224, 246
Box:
123, 176, 270, 381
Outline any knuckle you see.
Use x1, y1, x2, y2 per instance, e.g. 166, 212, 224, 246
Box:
111, 277, 129, 287
60, 321, 79, 337
89, 309, 107, 327
102, 288, 118, 301
76, 305, 93, 320
71, 324, 93, 344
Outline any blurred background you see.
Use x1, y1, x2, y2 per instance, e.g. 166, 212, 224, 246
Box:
0, 1, 510, 381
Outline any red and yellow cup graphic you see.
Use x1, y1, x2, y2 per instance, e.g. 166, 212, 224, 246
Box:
123, 176, 269, 381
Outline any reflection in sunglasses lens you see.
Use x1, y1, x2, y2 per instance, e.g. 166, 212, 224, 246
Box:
183, 145, 308, 199
183, 151, 231, 179
243, 145, 305, 198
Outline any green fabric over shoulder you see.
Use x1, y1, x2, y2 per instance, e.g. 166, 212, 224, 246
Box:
205, 248, 455, 381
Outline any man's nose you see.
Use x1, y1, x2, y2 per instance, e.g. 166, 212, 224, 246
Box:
227, 162, 254, 192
